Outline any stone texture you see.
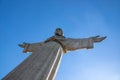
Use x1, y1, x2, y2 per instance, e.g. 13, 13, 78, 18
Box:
2, 28, 106, 80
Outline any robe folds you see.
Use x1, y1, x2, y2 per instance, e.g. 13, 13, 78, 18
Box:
3, 37, 94, 80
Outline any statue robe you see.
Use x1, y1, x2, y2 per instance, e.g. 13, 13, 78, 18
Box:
3, 37, 94, 80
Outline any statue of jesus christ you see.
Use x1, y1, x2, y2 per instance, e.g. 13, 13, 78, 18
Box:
3, 28, 106, 80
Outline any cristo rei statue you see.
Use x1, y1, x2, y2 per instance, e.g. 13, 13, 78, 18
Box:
3, 28, 106, 80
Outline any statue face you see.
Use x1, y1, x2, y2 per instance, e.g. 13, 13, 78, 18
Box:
55, 28, 64, 36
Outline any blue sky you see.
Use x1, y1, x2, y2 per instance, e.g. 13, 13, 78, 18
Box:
0, 0, 120, 80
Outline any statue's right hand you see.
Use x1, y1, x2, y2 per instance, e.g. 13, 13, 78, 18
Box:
18, 44, 25, 48
18, 42, 29, 48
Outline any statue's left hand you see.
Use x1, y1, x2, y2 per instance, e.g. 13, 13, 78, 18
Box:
91, 35, 107, 42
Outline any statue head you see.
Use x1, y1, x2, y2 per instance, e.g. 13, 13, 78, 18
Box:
54, 28, 64, 36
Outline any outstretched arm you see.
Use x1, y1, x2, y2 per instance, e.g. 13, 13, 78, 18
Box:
62, 35, 106, 51
18, 42, 44, 53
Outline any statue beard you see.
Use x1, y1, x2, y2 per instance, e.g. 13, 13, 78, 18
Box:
55, 33, 61, 36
